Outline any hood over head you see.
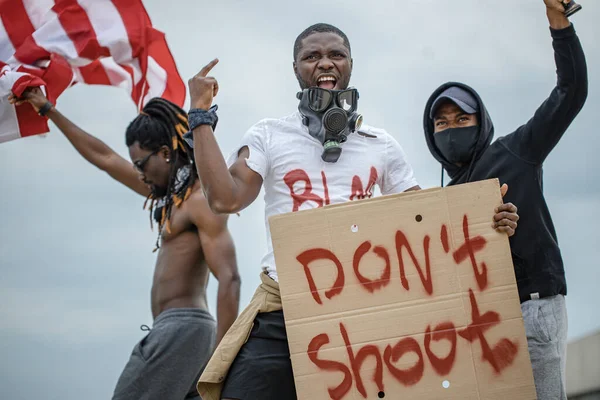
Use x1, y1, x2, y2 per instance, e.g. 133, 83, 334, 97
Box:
423, 82, 494, 183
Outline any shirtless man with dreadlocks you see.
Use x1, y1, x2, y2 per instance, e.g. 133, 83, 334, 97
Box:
10, 88, 241, 400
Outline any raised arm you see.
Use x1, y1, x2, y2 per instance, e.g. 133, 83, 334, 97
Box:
188, 191, 241, 346
187, 59, 263, 214
508, 1, 588, 164
11, 88, 150, 197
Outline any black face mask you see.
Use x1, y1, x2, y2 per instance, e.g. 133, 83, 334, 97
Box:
297, 87, 363, 162
433, 126, 479, 164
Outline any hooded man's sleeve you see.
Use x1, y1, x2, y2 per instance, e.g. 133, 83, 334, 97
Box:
506, 24, 587, 164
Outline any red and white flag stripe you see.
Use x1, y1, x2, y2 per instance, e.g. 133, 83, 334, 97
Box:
0, 0, 185, 143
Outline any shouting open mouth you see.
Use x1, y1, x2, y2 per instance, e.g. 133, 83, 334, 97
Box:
317, 75, 337, 90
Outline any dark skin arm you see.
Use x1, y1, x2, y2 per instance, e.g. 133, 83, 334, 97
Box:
188, 59, 263, 214
193, 134, 263, 214
188, 191, 240, 346
9, 88, 150, 197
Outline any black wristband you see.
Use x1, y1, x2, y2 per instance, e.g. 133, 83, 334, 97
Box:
188, 104, 219, 132
38, 101, 53, 116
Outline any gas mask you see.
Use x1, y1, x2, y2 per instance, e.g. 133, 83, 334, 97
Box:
297, 87, 363, 162
433, 126, 479, 164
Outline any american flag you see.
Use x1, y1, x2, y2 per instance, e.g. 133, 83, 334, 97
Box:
0, 0, 185, 143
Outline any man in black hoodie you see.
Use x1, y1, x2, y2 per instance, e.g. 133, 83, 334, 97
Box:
423, 1, 587, 399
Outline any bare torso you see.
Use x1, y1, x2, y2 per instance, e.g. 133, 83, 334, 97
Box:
150, 184, 209, 319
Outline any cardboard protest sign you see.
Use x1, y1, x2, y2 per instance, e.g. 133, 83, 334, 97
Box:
269, 179, 536, 399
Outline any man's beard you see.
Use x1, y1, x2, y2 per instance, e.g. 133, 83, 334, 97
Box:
297, 75, 312, 90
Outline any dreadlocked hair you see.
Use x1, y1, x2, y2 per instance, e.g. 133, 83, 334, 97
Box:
125, 97, 196, 252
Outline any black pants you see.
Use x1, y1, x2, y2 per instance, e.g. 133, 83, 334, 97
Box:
221, 310, 297, 400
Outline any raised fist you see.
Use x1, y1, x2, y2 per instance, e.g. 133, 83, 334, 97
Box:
8, 87, 49, 112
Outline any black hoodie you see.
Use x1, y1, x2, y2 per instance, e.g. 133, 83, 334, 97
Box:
423, 24, 588, 303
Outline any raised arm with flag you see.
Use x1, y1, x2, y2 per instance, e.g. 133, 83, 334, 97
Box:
0, 0, 185, 143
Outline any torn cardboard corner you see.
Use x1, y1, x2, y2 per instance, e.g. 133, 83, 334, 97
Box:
269, 178, 536, 400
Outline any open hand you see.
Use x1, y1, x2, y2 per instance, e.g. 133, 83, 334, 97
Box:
188, 58, 220, 110
8, 87, 48, 112
494, 183, 519, 237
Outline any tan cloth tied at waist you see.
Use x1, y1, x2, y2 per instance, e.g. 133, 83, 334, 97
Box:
197, 271, 282, 400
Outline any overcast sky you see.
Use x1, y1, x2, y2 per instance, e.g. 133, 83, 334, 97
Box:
1, 1, 599, 399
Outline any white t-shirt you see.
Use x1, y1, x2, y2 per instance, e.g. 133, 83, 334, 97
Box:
227, 111, 418, 281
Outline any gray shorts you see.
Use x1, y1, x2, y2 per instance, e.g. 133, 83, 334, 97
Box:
112, 308, 216, 400
521, 294, 568, 400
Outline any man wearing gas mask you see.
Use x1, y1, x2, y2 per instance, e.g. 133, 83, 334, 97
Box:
423, 1, 588, 399
187, 23, 519, 399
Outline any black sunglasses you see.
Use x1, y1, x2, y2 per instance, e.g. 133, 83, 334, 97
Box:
134, 149, 160, 172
